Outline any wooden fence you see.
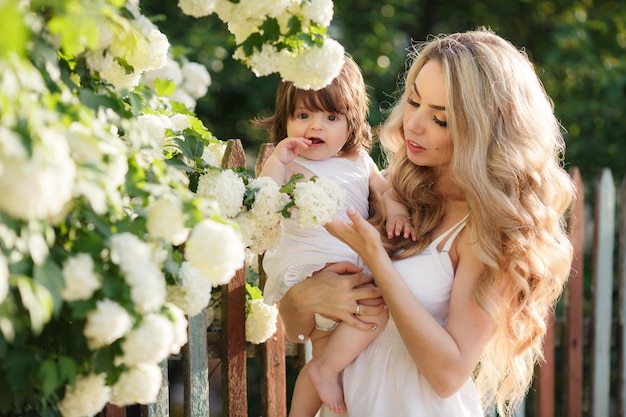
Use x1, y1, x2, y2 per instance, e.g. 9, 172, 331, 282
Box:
101, 140, 625, 417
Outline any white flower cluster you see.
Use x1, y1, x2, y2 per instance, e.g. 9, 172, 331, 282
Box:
293, 176, 345, 228
245, 298, 279, 344
57, 373, 111, 417
84, 5, 170, 91
196, 169, 247, 218
141, 57, 212, 110
178, 0, 344, 90
110, 233, 167, 313
61, 254, 101, 302
166, 219, 246, 315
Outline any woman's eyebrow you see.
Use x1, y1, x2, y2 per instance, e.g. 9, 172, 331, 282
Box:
412, 82, 446, 111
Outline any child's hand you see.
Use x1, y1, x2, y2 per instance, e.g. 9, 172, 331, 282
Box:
273, 137, 312, 164
385, 214, 417, 241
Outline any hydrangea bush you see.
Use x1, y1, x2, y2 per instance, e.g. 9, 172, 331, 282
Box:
0, 0, 344, 415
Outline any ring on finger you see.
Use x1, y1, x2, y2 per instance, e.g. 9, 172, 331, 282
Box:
355, 303, 361, 316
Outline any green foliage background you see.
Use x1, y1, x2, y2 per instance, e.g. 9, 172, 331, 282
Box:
142, 0, 626, 186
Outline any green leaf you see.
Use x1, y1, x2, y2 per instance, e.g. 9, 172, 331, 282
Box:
175, 133, 205, 159
39, 359, 60, 398
14, 275, 53, 335
154, 78, 177, 97
47, 15, 100, 56
34, 260, 65, 317
0, 0, 29, 58
245, 283, 262, 300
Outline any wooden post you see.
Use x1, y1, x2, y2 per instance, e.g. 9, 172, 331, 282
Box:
618, 178, 626, 417
591, 169, 615, 417
255, 143, 289, 417
564, 167, 584, 417
537, 313, 555, 417
221, 139, 248, 417
101, 405, 126, 417
183, 313, 209, 417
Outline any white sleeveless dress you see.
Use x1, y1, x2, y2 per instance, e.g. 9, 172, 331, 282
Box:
321, 215, 484, 417
262, 151, 375, 305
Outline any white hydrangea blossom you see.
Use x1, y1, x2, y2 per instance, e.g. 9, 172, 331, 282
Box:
293, 176, 345, 228
181, 61, 211, 99
67, 120, 128, 215
140, 57, 184, 87
196, 169, 245, 218
236, 43, 283, 78
166, 303, 188, 354
178, 0, 217, 18
203, 142, 226, 168
279, 39, 345, 90
247, 176, 290, 224
136, 113, 173, 150
83, 299, 133, 349
245, 298, 278, 344
185, 219, 245, 286
169, 113, 191, 132
109, 233, 167, 313
57, 373, 111, 417
167, 261, 213, 316
110, 364, 162, 406
301, 0, 334, 26
117, 313, 174, 366
85, 10, 169, 91
146, 196, 190, 245
235, 211, 282, 254
0, 253, 8, 305
0, 127, 76, 222
61, 253, 101, 302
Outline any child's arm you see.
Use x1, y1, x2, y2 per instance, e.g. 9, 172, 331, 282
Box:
382, 188, 416, 240
259, 137, 312, 185
369, 167, 417, 241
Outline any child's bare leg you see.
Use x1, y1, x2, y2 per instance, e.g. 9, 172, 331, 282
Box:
307, 309, 388, 414
289, 363, 323, 417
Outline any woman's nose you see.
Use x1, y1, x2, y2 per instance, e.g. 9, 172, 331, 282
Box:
404, 111, 426, 135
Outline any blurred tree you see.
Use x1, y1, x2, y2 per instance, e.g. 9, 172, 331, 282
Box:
141, 0, 626, 182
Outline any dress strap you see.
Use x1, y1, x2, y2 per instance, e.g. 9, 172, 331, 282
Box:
431, 214, 470, 253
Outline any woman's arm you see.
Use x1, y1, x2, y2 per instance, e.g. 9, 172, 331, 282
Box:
326, 208, 497, 397
278, 261, 384, 342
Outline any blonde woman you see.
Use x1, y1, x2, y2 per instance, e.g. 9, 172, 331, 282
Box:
279, 28, 575, 416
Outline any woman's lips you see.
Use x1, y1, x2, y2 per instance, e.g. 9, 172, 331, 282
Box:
406, 138, 425, 153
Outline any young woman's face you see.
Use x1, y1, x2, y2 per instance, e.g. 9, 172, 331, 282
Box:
286, 99, 349, 161
402, 60, 453, 169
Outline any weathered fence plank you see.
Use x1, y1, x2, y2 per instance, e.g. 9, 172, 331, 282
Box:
619, 178, 626, 417
255, 143, 289, 417
565, 167, 584, 417
183, 313, 209, 417
537, 313, 555, 417
221, 139, 249, 417
591, 168, 616, 417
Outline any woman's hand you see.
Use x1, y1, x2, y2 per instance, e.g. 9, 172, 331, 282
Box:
325, 207, 385, 260
279, 261, 384, 341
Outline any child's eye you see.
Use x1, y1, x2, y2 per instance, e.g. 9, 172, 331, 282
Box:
407, 97, 420, 108
296, 112, 309, 120
327, 114, 339, 121
433, 116, 447, 128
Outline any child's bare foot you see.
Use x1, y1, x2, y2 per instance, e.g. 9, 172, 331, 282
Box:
306, 358, 347, 414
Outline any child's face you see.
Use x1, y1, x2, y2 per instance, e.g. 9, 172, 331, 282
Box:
286, 100, 349, 161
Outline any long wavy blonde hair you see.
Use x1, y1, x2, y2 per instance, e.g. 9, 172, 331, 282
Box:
374, 28, 575, 415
